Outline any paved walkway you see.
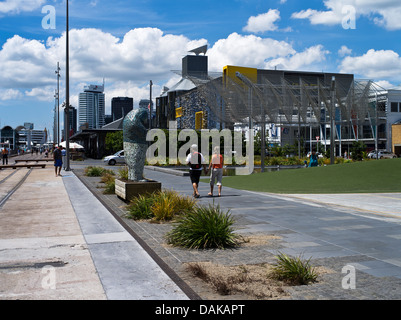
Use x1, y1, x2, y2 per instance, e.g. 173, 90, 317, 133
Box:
2, 156, 401, 300
140, 168, 401, 299
0, 165, 188, 300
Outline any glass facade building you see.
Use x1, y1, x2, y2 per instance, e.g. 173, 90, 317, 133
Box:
79, 85, 105, 129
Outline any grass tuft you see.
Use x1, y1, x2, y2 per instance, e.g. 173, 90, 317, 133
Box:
166, 203, 241, 249
270, 252, 318, 285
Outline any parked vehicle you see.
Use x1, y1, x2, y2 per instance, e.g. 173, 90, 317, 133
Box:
378, 151, 397, 159
368, 150, 397, 159
103, 150, 125, 165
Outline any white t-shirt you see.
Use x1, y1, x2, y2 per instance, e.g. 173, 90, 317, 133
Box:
186, 152, 205, 170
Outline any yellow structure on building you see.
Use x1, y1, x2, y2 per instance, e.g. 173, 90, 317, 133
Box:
195, 111, 204, 130
223, 65, 257, 87
392, 122, 401, 156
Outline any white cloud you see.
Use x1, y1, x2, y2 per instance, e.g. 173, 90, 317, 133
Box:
340, 49, 401, 79
338, 45, 352, 57
374, 80, 395, 89
264, 45, 330, 71
207, 32, 295, 70
0, 35, 55, 89
0, 28, 335, 105
0, 0, 45, 14
0, 28, 208, 103
292, 8, 342, 26
0, 89, 23, 100
243, 9, 281, 33
292, 0, 401, 30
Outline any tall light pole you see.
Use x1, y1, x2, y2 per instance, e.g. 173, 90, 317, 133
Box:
65, 0, 71, 171
330, 76, 336, 165
55, 62, 61, 146
149, 80, 153, 129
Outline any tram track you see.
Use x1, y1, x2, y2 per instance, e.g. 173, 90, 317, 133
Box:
0, 169, 18, 185
0, 168, 33, 209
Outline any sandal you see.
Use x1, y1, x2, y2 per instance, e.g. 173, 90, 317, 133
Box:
208, 193, 213, 197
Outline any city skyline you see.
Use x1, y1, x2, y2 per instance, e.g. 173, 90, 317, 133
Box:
0, 0, 401, 131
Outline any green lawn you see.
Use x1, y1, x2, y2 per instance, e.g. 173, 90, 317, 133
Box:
218, 158, 401, 194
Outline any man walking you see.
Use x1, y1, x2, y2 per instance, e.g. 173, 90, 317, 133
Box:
53, 145, 63, 177
186, 144, 208, 198
2, 146, 9, 165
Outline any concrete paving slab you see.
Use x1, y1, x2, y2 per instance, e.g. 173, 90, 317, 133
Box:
62, 171, 189, 300
0, 168, 106, 300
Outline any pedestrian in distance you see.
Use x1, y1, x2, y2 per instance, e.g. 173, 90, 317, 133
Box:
53, 145, 63, 177
208, 146, 224, 197
309, 150, 318, 167
61, 147, 67, 170
186, 144, 208, 198
2, 147, 9, 165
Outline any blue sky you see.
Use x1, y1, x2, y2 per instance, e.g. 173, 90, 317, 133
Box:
1, 0, 401, 135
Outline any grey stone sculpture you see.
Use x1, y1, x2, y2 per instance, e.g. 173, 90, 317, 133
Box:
123, 108, 149, 181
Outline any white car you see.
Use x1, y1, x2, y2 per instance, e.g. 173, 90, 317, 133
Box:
103, 150, 125, 165
378, 151, 397, 159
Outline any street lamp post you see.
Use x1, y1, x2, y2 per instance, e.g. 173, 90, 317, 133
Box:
55, 62, 60, 146
65, 0, 71, 171
149, 80, 153, 129
330, 76, 336, 165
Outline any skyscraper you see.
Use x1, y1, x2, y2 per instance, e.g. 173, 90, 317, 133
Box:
111, 97, 133, 121
79, 85, 105, 129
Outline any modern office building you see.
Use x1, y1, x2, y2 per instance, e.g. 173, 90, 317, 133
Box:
111, 97, 133, 121
78, 84, 105, 129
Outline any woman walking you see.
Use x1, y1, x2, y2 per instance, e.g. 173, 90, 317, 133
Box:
208, 146, 224, 197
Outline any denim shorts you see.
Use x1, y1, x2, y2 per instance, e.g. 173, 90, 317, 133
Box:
54, 159, 62, 167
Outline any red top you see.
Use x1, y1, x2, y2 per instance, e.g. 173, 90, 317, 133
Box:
211, 154, 223, 169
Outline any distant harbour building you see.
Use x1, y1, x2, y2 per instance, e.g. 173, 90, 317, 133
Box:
79, 84, 105, 129
156, 45, 401, 157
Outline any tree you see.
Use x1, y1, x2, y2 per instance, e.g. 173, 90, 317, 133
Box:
350, 141, 366, 161
105, 131, 123, 154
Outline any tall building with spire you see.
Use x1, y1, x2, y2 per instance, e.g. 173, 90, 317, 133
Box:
78, 84, 105, 129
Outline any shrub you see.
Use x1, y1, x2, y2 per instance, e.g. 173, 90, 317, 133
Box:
126, 190, 196, 221
166, 203, 241, 249
100, 173, 115, 184
151, 192, 177, 221
126, 193, 156, 220
103, 180, 115, 194
117, 166, 129, 180
85, 166, 105, 177
270, 252, 318, 285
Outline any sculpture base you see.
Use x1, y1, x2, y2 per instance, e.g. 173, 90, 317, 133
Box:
115, 179, 162, 201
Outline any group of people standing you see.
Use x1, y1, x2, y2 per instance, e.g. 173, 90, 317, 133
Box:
186, 144, 224, 198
